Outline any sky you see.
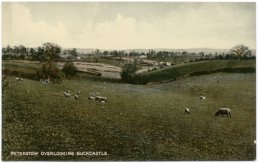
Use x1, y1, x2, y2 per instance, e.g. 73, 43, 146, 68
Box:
2, 2, 256, 50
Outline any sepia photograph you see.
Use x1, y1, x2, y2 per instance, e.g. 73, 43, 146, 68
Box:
2, 2, 256, 161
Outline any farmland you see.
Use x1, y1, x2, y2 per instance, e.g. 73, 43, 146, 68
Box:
2, 65, 256, 160
3, 60, 122, 79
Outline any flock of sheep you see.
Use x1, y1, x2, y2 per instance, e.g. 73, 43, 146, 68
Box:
88, 92, 108, 103
59, 75, 230, 117
63, 90, 80, 100
184, 96, 231, 118
63, 90, 108, 103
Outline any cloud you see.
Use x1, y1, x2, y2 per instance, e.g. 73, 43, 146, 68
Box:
3, 3, 71, 47
2, 3, 256, 49
87, 14, 159, 49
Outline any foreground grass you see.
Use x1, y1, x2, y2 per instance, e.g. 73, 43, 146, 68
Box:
2, 72, 256, 161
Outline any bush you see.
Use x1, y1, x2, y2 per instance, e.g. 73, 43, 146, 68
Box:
62, 62, 77, 78
36, 63, 64, 80
121, 59, 141, 81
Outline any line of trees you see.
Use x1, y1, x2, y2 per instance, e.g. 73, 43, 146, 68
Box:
3, 42, 78, 81
3, 44, 255, 63
2, 44, 78, 61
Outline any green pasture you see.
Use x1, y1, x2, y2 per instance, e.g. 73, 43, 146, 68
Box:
2, 72, 256, 160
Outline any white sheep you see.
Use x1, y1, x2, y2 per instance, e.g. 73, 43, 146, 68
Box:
74, 95, 79, 100
200, 96, 206, 100
95, 96, 107, 102
215, 108, 231, 117
185, 108, 190, 114
63, 91, 71, 97
88, 96, 95, 100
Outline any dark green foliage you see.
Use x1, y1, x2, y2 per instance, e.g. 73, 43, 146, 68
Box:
42, 42, 61, 64
36, 63, 64, 80
62, 62, 77, 77
121, 63, 137, 81
121, 60, 140, 81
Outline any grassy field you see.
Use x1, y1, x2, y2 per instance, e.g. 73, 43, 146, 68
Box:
3, 60, 41, 73
3, 60, 256, 85
84, 57, 126, 67
2, 71, 256, 161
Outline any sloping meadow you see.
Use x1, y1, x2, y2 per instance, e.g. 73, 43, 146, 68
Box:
129, 60, 255, 84
2, 72, 256, 161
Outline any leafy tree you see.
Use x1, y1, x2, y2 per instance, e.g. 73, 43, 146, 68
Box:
70, 48, 78, 58
36, 63, 64, 81
42, 42, 61, 66
121, 59, 140, 81
18, 45, 27, 57
182, 51, 188, 55
95, 49, 101, 55
36, 43, 62, 81
36, 47, 45, 62
103, 51, 109, 56
6, 45, 12, 54
230, 45, 251, 60
110, 50, 119, 57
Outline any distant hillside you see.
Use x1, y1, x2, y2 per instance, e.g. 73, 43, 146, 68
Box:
128, 60, 256, 84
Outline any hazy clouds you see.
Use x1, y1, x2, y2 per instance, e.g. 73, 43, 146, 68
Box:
2, 2, 256, 49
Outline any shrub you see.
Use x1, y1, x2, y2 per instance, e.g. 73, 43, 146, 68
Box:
121, 59, 141, 81
62, 62, 77, 78
36, 63, 64, 80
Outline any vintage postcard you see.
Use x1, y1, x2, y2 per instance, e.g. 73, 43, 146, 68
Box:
2, 2, 256, 161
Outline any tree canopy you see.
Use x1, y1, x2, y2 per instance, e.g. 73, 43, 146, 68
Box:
230, 45, 251, 59
42, 42, 61, 65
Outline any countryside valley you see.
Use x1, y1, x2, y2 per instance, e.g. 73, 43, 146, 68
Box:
2, 43, 256, 160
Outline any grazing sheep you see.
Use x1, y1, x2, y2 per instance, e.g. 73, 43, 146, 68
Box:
185, 108, 190, 114
63, 91, 71, 97
77, 91, 80, 95
95, 96, 107, 102
74, 95, 79, 100
88, 96, 95, 100
15, 77, 23, 81
200, 96, 206, 100
215, 108, 231, 117
100, 100, 106, 104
